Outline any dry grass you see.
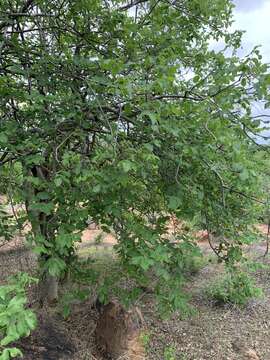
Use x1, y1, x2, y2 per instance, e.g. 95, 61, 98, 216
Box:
1, 229, 270, 359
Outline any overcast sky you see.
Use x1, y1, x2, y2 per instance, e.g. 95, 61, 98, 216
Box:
233, 0, 270, 63
232, 0, 270, 143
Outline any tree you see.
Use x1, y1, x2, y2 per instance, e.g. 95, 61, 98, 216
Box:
0, 0, 269, 307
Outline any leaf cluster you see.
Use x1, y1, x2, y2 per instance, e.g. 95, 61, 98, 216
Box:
0, 273, 38, 360
207, 268, 262, 305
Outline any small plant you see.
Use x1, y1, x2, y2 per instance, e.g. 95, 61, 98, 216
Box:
164, 345, 176, 360
59, 288, 90, 319
0, 273, 38, 360
184, 255, 207, 275
207, 269, 263, 306
139, 331, 151, 349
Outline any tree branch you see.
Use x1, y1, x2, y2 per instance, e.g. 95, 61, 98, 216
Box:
118, 0, 149, 11
3, 12, 55, 17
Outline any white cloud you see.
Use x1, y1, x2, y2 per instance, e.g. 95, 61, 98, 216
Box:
233, 1, 270, 62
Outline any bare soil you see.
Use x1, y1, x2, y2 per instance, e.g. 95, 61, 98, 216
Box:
1, 224, 270, 360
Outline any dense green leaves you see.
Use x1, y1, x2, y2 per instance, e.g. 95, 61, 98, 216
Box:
0, 273, 37, 359
0, 0, 269, 309
207, 269, 263, 305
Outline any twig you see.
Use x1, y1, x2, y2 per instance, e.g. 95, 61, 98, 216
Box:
3, 12, 56, 17
118, 0, 149, 11
223, 185, 266, 205
204, 214, 225, 261
152, 94, 203, 102
263, 219, 270, 257
263, 196, 270, 257
55, 132, 74, 162
175, 161, 181, 185
203, 159, 226, 208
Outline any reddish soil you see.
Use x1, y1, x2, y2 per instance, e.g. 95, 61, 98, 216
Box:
1, 216, 270, 359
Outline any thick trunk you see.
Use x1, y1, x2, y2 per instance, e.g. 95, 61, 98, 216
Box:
24, 166, 60, 305
95, 301, 145, 360
46, 274, 59, 304
39, 272, 59, 306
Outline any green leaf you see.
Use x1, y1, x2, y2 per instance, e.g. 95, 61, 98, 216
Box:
46, 258, 66, 276
168, 196, 181, 210
241, 78, 246, 86
120, 160, 134, 173
0, 348, 23, 360
1, 335, 18, 347
36, 192, 50, 200
33, 246, 49, 255
24, 312, 37, 331
0, 133, 8, 144
0, 349, 10, 360
54, 177, 63, 187
8, 348, 23, 358
239, 169, 249, 181
29, 203, 54, 215
93, 184, 101, 193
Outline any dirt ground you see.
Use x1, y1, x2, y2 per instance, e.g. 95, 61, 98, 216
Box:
1, 224, 270, 360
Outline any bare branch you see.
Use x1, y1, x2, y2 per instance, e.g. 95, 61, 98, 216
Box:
0, 0, 35, 31
152, 94, 203, 101
223, 185, 266, 205
118, 0, 149, 11
2, 12, 55, 17
263, 219, 270, 257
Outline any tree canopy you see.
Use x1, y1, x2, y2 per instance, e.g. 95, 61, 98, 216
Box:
0, 0, 269, 311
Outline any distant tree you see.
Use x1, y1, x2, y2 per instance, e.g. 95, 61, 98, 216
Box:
0, 0, 269, 306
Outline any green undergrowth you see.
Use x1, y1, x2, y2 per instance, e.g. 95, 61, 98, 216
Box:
206, 268, 263, 306
0, 273, 38, 360
60, 243, 211, 319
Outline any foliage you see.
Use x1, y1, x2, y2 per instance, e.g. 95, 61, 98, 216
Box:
168, 236, 205, 275
0, 273, 38, 360
59, 288, 90, 319
0, 205, 13, 245
207, 268, 263, 305
140, 331, 151, 349
164, 345, 177, 360
58, 256, 99, 318
0, 0, 269, 309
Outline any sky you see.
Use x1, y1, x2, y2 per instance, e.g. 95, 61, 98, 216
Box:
233, 0, 270, 143
233, 0, 270, 63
